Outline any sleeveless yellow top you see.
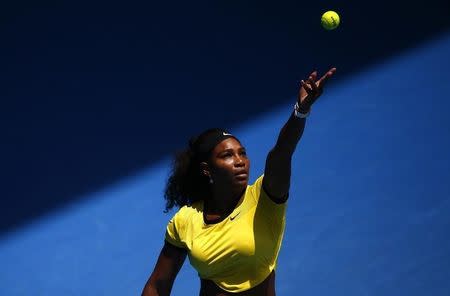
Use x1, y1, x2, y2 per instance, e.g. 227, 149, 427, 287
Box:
165, 175, 287, 293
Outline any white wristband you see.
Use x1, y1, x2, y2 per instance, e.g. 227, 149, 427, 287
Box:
294, 102, 310, 118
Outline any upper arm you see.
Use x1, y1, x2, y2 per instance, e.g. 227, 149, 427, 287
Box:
142, 241, 187, 296
263, 147, 291, 203
263, 109, 306, 201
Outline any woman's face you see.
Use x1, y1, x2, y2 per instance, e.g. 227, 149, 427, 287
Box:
207, 137, 250, 188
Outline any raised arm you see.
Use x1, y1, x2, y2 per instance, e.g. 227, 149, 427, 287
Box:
141, 241, 187, 296
263, 68, 336, 201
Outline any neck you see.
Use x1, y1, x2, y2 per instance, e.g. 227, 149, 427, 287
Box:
205, 182, 245, 215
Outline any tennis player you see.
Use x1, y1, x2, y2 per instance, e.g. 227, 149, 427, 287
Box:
141, 68, 337, 296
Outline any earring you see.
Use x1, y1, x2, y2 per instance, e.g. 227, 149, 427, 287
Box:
209, 176, 214, 184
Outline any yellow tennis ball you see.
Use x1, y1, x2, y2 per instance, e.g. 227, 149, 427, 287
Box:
321, 11, 340, 30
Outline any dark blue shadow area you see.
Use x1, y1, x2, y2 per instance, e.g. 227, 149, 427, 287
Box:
1, 0, 449, 235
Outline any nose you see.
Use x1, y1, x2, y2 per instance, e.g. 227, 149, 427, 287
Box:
234, 155, 245, 167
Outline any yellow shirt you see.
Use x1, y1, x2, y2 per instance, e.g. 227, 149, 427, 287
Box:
165, 175, 287, 293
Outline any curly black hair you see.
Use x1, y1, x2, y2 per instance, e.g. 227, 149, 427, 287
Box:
163, 147, 209, 212
163, 128, 230, 212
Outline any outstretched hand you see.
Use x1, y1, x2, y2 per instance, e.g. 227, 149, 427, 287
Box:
298, 67, 336, 112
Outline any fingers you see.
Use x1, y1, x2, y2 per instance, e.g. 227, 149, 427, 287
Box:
309, 71, 318, 82
317, 67, 336, 88
300, 74, 318, 107
300, 79, 312, 93
308, 74, 319, 92
301, 72, 319, 95
298, 68, 336, 108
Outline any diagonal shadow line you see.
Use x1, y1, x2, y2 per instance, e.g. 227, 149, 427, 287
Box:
1, 0, 450, 237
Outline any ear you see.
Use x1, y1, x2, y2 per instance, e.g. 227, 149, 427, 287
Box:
199, 162, 211, 177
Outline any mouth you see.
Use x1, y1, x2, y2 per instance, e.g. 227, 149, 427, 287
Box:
234, 171, 248, 180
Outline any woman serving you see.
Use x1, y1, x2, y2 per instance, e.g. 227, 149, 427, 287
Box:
142, 68, 337, 296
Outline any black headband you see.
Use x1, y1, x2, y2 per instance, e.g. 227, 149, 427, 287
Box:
190, 128, 236, 160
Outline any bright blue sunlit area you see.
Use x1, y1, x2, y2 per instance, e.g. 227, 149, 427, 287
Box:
1, 25, 450, 296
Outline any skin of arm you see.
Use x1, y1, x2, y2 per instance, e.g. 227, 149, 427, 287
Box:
263, 68, 336, 201
141, 241, 187, 296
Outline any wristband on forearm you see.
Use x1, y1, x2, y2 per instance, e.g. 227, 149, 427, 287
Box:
294, 102, 310, 118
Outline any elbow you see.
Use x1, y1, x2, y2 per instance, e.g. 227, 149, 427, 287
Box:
141, 283, 159, 296
142, 279, 171, 296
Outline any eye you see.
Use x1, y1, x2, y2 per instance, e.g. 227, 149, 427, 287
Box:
222, 152, 232, 158
238, 152, 248, 160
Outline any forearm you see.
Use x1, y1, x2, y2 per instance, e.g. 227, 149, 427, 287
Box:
273, 67, 334, 154
264, 68, 335, 199
273, 112, 306, 155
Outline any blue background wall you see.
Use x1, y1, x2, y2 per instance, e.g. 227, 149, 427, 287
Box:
1, 1, 450, 295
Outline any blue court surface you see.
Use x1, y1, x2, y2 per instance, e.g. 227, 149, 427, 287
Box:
1, 32, 450, 295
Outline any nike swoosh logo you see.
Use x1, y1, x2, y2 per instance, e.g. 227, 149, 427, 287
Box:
230, 212, 240, 221
223, 132, 233, 136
